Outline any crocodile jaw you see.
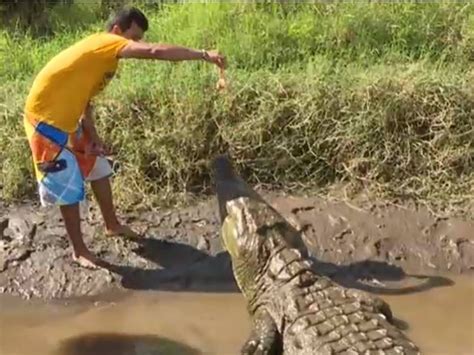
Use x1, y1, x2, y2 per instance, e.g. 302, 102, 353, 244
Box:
221, 197, 268, 301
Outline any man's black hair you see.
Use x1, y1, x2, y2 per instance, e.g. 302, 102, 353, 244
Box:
106, 6, 149, 32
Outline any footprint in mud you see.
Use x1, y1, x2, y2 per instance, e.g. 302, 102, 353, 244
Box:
54, 332, 201, 355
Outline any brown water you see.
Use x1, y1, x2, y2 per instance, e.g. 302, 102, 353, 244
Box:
0, 275, 473, 355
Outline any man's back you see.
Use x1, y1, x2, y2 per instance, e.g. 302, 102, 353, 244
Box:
24, 32, 129, 132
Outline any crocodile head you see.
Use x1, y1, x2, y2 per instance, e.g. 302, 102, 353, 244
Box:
221, 196, 276, 299
212, 154, 308, 300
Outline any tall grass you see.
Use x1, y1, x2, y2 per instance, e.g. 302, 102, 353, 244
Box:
1, 2, 473, 210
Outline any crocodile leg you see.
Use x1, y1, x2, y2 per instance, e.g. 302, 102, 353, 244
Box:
241, 308, 281, 355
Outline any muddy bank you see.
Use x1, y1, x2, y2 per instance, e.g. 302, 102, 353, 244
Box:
0, 192, 473, 300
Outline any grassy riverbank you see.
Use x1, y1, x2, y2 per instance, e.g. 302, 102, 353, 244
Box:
1, 2, 473, 209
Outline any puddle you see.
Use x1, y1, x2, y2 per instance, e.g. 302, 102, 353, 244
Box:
54, 333, 201, 355
0, 291, 248, 355
0, 275, 472, 355
383, 274, 474, 355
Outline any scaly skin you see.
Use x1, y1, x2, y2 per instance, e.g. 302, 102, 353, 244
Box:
212, 155, 421, 355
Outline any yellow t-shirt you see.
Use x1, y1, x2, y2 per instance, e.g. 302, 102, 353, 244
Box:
24, 32, 130, 133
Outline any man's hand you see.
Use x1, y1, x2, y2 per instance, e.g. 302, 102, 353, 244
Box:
202, 50, 227, 69
85, 137, 112, 157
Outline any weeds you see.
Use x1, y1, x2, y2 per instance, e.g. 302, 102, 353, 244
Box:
0, 2, 473, 210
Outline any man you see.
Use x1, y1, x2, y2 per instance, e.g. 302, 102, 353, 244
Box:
23, 7, 226, 268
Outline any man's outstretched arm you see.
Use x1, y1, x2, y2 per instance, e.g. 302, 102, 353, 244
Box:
117, 41, 226, 68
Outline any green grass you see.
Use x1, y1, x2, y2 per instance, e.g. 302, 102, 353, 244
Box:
1, 2, 473, 210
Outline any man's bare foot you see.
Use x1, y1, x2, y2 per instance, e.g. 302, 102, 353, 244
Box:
72, 252, 105, 270
105, 224, 139, 238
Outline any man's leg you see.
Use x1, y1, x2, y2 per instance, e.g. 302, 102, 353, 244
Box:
75, 123, 137, 238
90, 175, 120, 232
90, 175, 137, 237
60, 203, 103, 267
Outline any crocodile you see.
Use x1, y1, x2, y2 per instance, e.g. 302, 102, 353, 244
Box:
211, 155, 420, 355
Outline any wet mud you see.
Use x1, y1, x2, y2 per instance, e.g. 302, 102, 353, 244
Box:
0, 192, 473, 300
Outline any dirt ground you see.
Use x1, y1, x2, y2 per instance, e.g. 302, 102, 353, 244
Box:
0, 191, 473, 300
